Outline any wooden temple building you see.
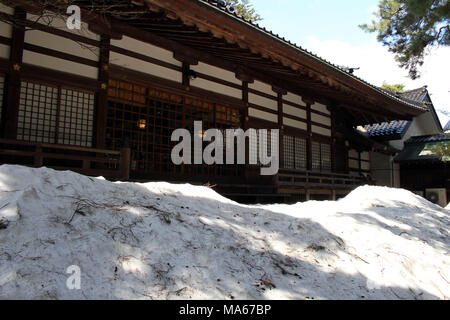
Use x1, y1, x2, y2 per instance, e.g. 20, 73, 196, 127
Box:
0, 0, 430, 202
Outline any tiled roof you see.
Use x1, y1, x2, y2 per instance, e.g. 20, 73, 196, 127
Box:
364, 120, 410, 139
405, 134, 450, 144
195, 0, 427, 112
444, 120, 450, 131
399, 87, 429, 102
365, 86, 440, 138
395, 134, 450, 162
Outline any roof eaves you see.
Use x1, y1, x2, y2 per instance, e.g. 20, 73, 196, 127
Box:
193, 0, 427, 112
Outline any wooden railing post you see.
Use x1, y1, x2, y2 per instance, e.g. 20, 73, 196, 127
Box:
120, 147, 131, 180
35, 145, 43, 167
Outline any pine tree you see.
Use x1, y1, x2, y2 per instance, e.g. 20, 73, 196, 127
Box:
360, 0, 449, 79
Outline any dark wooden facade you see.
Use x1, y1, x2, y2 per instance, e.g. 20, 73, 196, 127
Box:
0, 1, 427, 203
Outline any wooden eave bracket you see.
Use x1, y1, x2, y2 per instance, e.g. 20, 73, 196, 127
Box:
235, 67, 254, 83
173, 52, 198, 65
272, 86, 287, 95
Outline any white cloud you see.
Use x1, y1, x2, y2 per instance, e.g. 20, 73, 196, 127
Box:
305, 36, 450, 127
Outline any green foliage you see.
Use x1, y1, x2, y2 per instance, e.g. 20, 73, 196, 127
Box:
427, 140, 450, 161
360, 0, 449, 79
381, 82, 406, 92
228, 0, 262, 22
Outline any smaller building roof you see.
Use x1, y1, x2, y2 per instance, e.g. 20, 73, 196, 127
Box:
405, 134, 450, 144
395, 134, 450, 162
364, 86, 442, 140
445, 120, 450, 132
399, 86, 429, 102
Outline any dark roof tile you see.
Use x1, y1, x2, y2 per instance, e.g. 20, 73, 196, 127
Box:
364, 120, 410, 138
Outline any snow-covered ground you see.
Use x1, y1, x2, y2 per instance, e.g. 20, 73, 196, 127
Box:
0, 165, 448, 300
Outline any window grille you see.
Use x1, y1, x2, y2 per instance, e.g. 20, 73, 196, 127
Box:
17, 80, 94, 147
294, 137, 307, 170
17, 81, 58, 143
0, 76, 4, 124
58, 88, 94, 147
283, 135, 307, 170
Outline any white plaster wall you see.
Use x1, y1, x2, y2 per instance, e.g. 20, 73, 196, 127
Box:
249, 80, 275, 96
312, 125, 331, 137
249, 108, 278, 123
284, 92, 304, 105
27, 12, 100, 41
283, 117, 307, 131
311, 102, 331, 115
370, 151, 394, 187
349, 159, 359, 169
361, 151, 370, 161
248, 93, 277, 111
284, 104, 306, 119
112, 36, 180, 66
0, 21, 12, 38
191, 77, 241, 99
389, 111, 442, 150
110, 51, 182, 83
25, 29, 99, 61
23, 50, 98, 79
191, 62, 241, 85
0, 44, 10, 59
311, 113, 331, 126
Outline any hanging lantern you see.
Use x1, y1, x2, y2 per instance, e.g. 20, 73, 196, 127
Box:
137, 119, 146, 129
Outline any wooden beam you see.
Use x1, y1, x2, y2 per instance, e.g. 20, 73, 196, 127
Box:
173, 52, 198, 66
95, 35, 111, 149
278, 92, 284, 169
3, 7, 25, 139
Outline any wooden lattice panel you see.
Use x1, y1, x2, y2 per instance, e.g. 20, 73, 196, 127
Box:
58, 88, 95, 147
0, 75, 4, 124
17, 81, 58, 143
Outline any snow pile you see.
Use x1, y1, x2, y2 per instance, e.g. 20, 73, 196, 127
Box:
0, 165, 449, 300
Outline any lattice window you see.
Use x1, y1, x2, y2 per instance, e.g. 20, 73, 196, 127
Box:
320, 143, 331, 172
248, 129, 258, 164
58, 88, 94, 147
251, 129, 277, 166
311, 141, 321, 171
107, 79, 242, 177
216, 105, 240, 127
283, 135, 307, 170
0, 75, 4, 124
311, 141, 331, 172
17, 81, 58, 143
17, 81, 94, 146
294, 137, 307, 170
283, 135, 294, 169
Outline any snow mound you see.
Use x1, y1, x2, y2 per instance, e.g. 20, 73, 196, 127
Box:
0, 165, 449, 300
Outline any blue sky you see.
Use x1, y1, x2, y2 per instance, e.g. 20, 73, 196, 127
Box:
253, 0, 379, 47
249, 0, 450, 125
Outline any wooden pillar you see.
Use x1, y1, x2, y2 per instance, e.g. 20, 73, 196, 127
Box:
329, 105, 337, 173
96, 35, 111, 149
235, 69, 253, 182
303, 97, 314, 171
182, 61, 190, 88
272, 86, 287, 170
242, 81, 249, 130
174, 52, 198, 90
3, 8, 26, 139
